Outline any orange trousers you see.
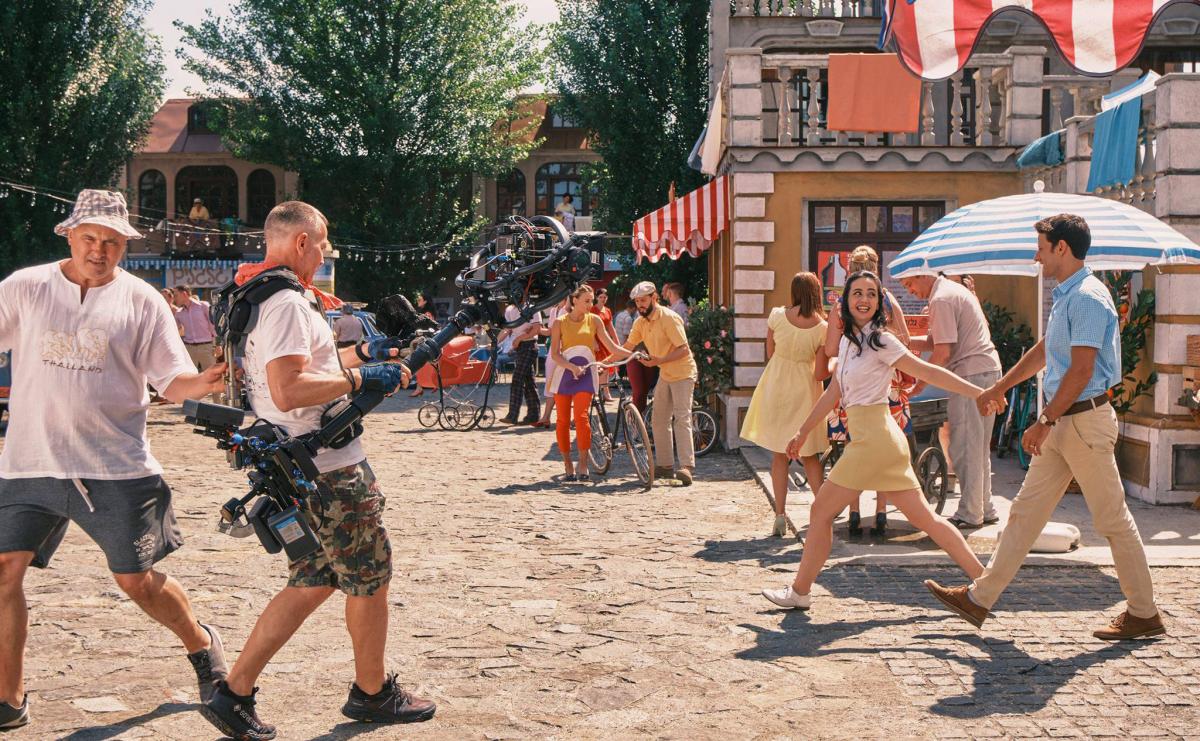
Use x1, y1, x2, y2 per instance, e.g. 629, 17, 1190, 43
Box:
555, 392, 592, 458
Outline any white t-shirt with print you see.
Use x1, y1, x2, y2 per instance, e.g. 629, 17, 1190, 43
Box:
0, 263, 195, 479
242, 289, 364, 473
835, 330, 907, 408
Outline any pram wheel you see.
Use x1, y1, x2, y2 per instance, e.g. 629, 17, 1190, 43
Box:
418, 403, 441, 428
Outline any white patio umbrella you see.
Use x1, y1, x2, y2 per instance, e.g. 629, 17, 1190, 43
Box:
888, 184, 1200, 279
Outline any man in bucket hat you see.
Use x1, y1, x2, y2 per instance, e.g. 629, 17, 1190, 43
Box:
0, 189, 230, 731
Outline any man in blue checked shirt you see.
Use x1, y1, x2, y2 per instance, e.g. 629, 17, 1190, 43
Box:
924, 213, 1164, 641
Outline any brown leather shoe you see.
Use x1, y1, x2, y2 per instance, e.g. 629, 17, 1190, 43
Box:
1093, 610, 1166, 641
924, 579, 989, 629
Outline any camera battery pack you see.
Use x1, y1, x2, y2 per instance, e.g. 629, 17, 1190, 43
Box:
267, 506, 322, 561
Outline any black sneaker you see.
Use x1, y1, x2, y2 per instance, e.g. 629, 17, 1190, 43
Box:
500, 415, 520, 425
200, 680, 276, 741
187, 623, 229, 704
341, 673, 436, 724
0, 695, 28, 731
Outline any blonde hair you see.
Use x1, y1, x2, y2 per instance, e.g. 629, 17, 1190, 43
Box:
848, 245, 878, 273
569, 283, 594, 308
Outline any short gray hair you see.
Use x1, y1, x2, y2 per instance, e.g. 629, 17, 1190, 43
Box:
264, 201, 327, 242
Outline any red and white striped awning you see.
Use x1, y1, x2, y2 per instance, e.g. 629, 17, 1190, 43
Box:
882, 0, 1199, 81
631, 176, 728, 264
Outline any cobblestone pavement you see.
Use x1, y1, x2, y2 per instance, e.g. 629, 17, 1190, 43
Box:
3, 394, 1199, 740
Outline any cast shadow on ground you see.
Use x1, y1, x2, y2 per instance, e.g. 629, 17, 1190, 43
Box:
692, 536, 805, 569
59, 701, 191, 741
308, 720, 400, 741
735, 611, 1140, 717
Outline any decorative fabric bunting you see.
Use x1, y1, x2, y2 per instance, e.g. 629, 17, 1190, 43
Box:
881, 0, 1200, 81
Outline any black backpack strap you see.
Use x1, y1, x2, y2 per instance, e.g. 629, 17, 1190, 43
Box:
213, 267, 305, 356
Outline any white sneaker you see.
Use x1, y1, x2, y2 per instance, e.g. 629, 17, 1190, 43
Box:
761, 585, 811, 610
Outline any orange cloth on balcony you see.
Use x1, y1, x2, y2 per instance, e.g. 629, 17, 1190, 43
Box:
826, 53, 921, 134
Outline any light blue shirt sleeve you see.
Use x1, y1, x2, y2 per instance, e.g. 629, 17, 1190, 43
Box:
1065, 292, 1113, 350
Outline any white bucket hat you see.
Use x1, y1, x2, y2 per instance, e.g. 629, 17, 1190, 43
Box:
629, 280, 657, 299
54, 189, 143, 239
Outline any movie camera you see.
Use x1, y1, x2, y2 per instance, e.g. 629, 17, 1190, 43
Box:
188, 216, 605, 557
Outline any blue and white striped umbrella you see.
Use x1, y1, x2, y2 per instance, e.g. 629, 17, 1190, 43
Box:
889, 189, 1200, 279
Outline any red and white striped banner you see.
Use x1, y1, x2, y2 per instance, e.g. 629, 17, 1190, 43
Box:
631, 176, 728, 264
883, 0, 1199, 80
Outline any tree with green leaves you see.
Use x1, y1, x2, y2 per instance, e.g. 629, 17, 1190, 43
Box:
0, 1, 165, 276
554, 0, 710, 301
178, 0, 544, 303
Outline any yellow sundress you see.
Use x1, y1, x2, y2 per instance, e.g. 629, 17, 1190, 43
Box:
740, 307, 829, 456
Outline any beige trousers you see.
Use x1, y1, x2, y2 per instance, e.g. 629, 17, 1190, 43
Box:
652, 378, 695, 470
185, 342, 216, 371
970, 404, 1156, 618
184, 342, 223, 403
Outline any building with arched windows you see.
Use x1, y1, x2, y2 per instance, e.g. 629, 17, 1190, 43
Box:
480, 98, 601, 229
118, 99, 322, 294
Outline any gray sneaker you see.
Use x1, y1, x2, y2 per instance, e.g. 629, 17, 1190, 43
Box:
0, 695, 28, 730
188, 623, 229, 704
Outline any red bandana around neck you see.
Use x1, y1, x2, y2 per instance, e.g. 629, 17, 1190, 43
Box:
234, 261, 343, 311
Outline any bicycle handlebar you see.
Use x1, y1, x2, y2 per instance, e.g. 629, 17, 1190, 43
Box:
581, 352, 648, 371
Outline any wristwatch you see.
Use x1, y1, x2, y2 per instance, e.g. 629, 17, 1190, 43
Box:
1037, 412, 1056, 427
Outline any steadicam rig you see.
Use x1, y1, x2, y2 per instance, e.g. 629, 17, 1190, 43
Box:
189, 215, 604, 556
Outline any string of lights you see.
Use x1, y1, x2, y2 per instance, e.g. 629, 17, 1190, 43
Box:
0, 177, 470, 264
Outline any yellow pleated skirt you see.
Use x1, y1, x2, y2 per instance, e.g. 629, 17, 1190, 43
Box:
827, 404, 921, 492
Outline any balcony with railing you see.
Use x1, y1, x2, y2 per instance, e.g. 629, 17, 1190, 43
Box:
720, 46, 1057, 170
730, 0, 883, 18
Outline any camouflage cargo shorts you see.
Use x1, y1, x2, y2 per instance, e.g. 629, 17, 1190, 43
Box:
288, 460, 392, 597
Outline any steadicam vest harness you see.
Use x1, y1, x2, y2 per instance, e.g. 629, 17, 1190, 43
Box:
211, 266, 305, 364
211, 267, 363, 449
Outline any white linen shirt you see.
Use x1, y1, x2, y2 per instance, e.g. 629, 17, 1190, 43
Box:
835, 330, 907, 408
242, 288, 364, 473
0, 263, 195, 479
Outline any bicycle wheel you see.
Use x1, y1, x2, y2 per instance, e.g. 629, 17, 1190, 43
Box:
589, 405, 613, 475
692, 408, 719, 457
1014, 387, 1035, 471
643, 399, 654, 441
915, 446, 949, 514
995, 386, 1020, 458
622, 403, 654, 488
417, 403, 440, 428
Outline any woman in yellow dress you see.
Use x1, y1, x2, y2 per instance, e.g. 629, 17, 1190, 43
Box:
740, 273, 832, 537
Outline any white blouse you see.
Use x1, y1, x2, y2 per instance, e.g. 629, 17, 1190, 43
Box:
835, 330, 907, 408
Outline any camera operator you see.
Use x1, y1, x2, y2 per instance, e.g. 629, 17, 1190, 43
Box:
200, 202, 434, 740
0, 190, 229, 732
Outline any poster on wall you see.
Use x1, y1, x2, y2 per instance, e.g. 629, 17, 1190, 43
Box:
817, 251, 850, 310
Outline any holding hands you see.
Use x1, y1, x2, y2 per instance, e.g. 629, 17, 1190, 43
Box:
975, 384, 1008, 416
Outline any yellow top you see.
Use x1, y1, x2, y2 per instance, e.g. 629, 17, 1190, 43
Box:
558, 312, 601, 351
626, 306, 696, 383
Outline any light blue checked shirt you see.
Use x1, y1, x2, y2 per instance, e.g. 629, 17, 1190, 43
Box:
1044, 267, 1121, 403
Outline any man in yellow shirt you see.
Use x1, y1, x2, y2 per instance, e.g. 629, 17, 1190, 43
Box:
624, 281, 698, 485
189, 198, 211, 221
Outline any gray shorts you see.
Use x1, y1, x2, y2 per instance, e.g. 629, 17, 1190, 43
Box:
0, 476, 183, 574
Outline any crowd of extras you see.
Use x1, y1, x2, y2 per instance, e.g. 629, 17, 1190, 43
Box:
0, 192, 1169, 740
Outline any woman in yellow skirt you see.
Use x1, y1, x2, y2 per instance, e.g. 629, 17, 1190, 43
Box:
762, 271, 986, 610
740, 273, 832, 537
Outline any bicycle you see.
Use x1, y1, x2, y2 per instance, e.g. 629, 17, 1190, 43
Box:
995, 377, 1036, 470
581, 354, 655, 489
642, 396, 720, 458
